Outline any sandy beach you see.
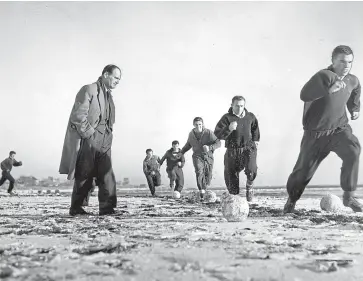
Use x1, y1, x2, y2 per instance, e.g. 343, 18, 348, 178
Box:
0, 187, 363, 281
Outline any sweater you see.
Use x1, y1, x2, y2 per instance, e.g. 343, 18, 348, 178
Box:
1, 158, 22, 172
301, 65, 361, 135
159, 148, 185, 171
214, 108, 260, 148
180, 128, 221, 156
143, 155, 160, 175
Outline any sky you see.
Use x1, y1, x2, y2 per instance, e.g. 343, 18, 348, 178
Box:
1, 1, 363, 187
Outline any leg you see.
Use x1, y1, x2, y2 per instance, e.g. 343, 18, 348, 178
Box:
331, 126, 362, 212
0, 173, 7, 187
192, 155, 206, 191
83, 180, 96, 206
224, 149, 243, 195
243, 148, 258, 202
284, 133, 330, 212
154, 171, 161, 187
167, 168, 177, 188
205, 155, 214, 187
7, 174, 16, 193
71, 177, 94, 210
145, 174, 156, 195
97, 132, 117, 214
71, 138, 97, 213
174, 168, 184, 193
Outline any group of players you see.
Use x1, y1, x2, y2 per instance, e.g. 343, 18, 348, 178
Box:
143, 96, 260, 202
1, 45, 362, 216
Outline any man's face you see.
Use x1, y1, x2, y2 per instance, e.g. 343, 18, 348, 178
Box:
9, 154, 15, 160
103, 68, 121, 89
332, 53, 354, 77
172, 143, 179, 150
146, 151, 153, 158
193, 121, 203, 133
232, 100, 245, 116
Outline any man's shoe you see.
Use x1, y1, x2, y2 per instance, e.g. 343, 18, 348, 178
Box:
343, 196, 363, 212
283, 198, 296, 214
8, 191, 19, 197
69, 207, 88, 216
99, 208, 116, 216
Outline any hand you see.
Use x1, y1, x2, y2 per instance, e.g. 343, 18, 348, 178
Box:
229, 121, 238, 131
351, 112, 360, 120
202, 145, 209, 152
329, 79, 346, 94
18, 161, 23, 165
150, 171, 155, 176
178, 162, 182, 167
87, 133, 94, 140
254, 142, 259, 148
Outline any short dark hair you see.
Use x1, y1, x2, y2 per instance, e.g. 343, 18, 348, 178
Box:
232, 95, 246, 104
146, 149, 153, 154
332, 45, 354, 59
102, 64, 121, 76
172, 140, 179, 145
9, 151, 16, 156
193, 117, 203, 124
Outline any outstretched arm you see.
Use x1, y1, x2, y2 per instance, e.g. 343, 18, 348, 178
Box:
207, 130, 221, 152
180, 141, 192, 155
13, 159, 22, 167
179, 153, 186, 168
156, 157, 161, 171
159, 153, 167, 166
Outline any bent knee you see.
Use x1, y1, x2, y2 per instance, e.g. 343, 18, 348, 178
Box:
245, 170, 257, 181
346, 142, 361, 160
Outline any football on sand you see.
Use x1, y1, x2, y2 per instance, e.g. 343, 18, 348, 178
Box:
221, 192, 249, 222
204, 190, 217, 203
173, 191, 181, 199
187, 191, 201, 203
320, 194, 344, 212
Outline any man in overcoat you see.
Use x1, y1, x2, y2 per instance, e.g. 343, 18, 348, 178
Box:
59, 64, 121, 216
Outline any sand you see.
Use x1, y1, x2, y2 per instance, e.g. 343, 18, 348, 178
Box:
0, 188, 363, 281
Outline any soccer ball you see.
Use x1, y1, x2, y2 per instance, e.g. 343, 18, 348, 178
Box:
221, 192, 249, 222
204, 190, 217, 203
187, 190, 201, 203
320, 194, 343, 212
173, 191, 181, 199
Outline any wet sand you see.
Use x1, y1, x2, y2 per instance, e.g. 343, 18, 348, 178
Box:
0, 187, 363, 281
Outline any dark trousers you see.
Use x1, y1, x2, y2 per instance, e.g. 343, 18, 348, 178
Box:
145, 171, 161, 195
167, 167, 184, 192
287, 125, 361, 202
193, 153, 214, 191
82, 181, 96, 206
224, 146, 258, 195
0, 171, 15, 193
71, 130, 116, 212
